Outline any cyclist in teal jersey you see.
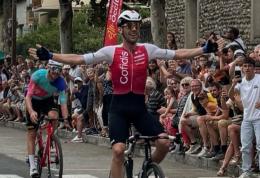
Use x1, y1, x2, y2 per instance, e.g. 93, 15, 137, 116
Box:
25, 60, 69, 177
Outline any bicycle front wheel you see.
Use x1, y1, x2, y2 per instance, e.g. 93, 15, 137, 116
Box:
139, 162, 165, 178
47, 134, 63, 178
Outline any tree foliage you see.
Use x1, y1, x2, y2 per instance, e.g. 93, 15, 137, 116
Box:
17, 5, 104, 56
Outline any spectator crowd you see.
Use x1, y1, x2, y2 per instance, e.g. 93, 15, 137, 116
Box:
1, 27, 260, 177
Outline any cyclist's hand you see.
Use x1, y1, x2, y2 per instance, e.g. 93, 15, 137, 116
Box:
28, 44, 53, 61
202, 36, 218, 53
30, 111, 38, 123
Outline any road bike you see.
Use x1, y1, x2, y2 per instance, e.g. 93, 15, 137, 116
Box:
124, 133, 180, 178
33, 115, 64, 178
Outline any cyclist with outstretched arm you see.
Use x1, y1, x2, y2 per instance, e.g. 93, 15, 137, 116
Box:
29, 10, 218, 178
25, 60, 70, 177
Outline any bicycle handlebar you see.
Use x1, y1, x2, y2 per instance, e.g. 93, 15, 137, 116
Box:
124, 133, 179, 155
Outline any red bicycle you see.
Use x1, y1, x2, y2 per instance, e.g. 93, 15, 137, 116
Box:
34, 115, 63, 178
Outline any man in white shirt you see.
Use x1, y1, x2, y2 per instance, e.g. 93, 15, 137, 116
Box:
229, 57, 260, 178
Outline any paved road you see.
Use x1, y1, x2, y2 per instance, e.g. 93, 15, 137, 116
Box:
0, 126, 221, 178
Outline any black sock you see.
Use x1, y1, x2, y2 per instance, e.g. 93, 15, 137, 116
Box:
213, 145, 220, 153
221, 145, 228, 153
191, 141, 197, 145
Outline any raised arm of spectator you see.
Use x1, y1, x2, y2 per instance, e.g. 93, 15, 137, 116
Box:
228, 78, 240, 100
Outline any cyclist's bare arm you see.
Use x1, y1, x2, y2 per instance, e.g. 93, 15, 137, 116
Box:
25, 95, 38, 123
29, 45, 113, 65
174, 48, 204, 60
52, 54, 85, 65
145, 43, 204, 61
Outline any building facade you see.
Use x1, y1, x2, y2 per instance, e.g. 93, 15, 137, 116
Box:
166, 0, 260, 50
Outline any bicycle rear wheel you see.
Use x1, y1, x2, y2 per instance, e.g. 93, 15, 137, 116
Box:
139, 162, 165, 178
124, 158, 133, 178
47, 134, 63, 178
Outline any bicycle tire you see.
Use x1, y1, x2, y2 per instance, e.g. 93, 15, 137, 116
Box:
124, 159, 133, 178
138, 162, 165, 178
35, 141, 43, 177
47, 134, 63, 178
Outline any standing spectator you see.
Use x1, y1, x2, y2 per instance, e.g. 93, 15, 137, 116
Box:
69, 65, 83, 110
224, 27, 246, 52
148, 59, 162, 91
166, 32, 178, 50
229, 57, 260, 178
71, 77, 89, 142
100, 68, 113, 137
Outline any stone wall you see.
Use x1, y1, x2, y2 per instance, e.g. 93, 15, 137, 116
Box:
165, 0, 185, 48
199, 0, 252, 48
166, 0, 257, 50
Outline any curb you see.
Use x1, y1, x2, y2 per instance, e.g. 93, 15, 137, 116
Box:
0, 120, 241, 177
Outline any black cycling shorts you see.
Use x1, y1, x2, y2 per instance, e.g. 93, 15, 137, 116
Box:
26, 97, 58, 130
108, 93, 165, 145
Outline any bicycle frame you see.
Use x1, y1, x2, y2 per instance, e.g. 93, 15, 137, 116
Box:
124, 134, 176, 178
36, 119, 56, 168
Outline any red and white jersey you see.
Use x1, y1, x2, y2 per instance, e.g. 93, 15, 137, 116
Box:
83, 43, 175, 94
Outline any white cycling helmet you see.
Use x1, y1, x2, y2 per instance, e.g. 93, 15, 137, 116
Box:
48, 60, 63, 68
117, 10, 142, 27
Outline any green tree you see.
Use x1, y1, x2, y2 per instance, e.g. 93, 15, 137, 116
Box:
17, 6, 104, 56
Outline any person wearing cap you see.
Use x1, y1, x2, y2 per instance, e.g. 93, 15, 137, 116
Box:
25, 60, 70, 177
29, 10, 219, 178
70, 76, 89, 143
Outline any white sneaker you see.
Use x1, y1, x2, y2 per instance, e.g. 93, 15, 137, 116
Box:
238, 171, 260, 178
71, 135, 83, 143
170, 144, 180, 154
186, 143, 201, 154
30, 167, 39, 177
72, 128, 78, 133
197, 146, 209, 157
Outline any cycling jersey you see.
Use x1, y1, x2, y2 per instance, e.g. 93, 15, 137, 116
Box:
83, 43, 175, 95
27, 69, 67, 104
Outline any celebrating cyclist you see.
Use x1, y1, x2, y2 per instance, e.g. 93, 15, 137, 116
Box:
25, 60, 69, 177
28, 10, 218, 178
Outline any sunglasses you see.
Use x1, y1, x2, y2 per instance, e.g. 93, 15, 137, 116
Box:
49, 66, 62, 74
121, 22, 140, 30
181, 83, 189, 87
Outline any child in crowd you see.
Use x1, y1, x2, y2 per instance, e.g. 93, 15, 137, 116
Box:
159, 87, 177, 136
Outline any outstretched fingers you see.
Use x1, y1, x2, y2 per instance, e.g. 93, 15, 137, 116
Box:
28, 48, 38, 60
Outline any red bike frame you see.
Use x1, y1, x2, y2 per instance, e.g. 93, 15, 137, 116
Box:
36, 120, 57, 168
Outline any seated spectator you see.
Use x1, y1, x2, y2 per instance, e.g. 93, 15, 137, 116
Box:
145, 77, 166, 117
0, 81, 10, 121
217, 92, 243, 176
159, 87, 176, 136
180, 79, 217, 154
170, 76, 193, 153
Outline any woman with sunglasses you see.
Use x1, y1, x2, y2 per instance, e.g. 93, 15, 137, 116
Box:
25, 60, 70, 177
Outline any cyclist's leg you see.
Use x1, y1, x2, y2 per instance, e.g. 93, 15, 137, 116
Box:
109, 112, 130, 178
133, 112, 170, 163
47, 108, 59, 128
26, 111, 39, 176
